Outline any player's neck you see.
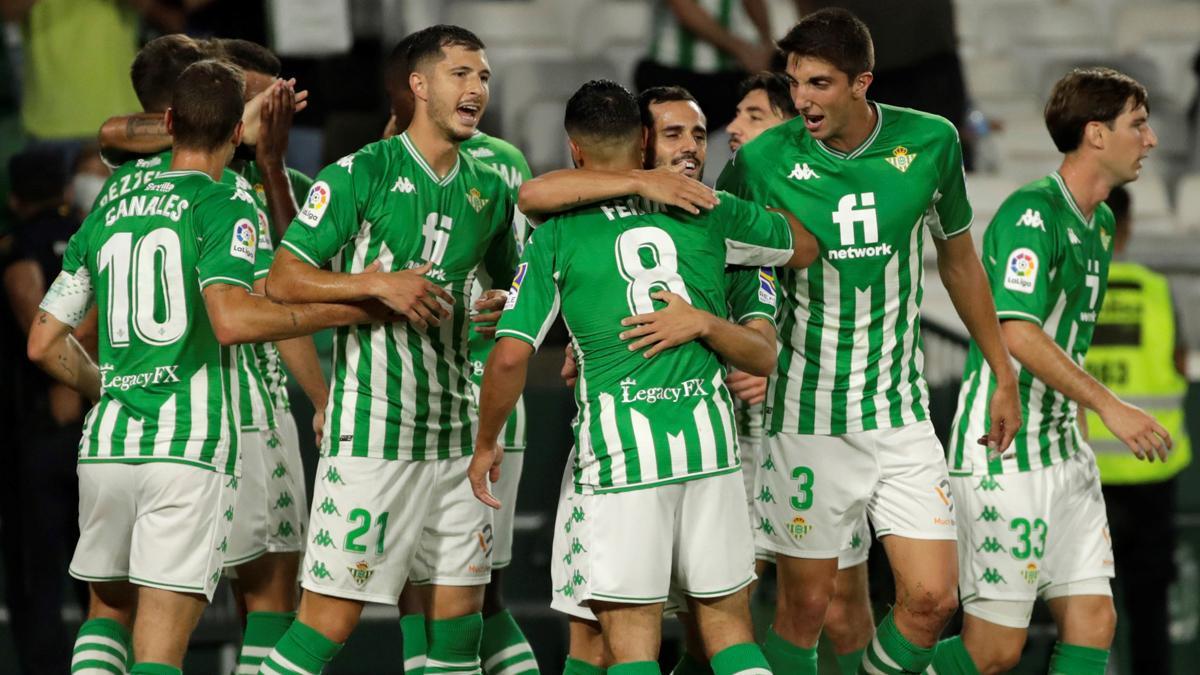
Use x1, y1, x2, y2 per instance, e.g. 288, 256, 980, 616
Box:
825, 100, 876, 154
406, 116, 461, 178
1056, 155, 1112, 219
169, 148, 228, 182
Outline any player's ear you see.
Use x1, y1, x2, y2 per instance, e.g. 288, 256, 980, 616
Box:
852, 71, 873, 99
230, 119, 245, 148
1083, 120, 1105, 151
410, 71, 427, 103
568, 138, 584, 169
164, 108, 175, 136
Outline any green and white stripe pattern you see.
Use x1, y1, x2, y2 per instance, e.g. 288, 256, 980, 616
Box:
71, 619, 131, 674
650, 0, 758, 72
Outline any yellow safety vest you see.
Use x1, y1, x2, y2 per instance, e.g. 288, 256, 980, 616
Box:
1084, 261, 1191, 484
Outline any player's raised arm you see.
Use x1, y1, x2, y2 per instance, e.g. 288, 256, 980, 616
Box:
518, 166, 718, 220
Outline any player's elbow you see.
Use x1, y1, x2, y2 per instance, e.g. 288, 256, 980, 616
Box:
490, 338, 534, 373
264, 260, 301, 303
743, 348, 777, 378
26, 330, 52, 366
209, 313, 247, 346
785, 230, 819, 269
516, 180, 550, 217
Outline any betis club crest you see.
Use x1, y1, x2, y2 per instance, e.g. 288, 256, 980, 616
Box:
348, 560, 374, 587
885, 146, 917, 173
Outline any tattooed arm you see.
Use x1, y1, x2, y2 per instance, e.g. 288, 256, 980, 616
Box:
27, 311, 102, 402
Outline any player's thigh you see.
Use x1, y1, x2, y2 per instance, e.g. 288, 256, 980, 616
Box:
71, 463, 137, 583
675, 471, 755, 599
490, 450, 525, 570
869, 421, 957, 543
130, 463, 232, 601
301, 455, 432, 605
952, 470, 1051, 628
225, 428, 270, 569
410, 456, 495, 589
580, 483, 679, 606
1041, 449, 1115, 598
754, 431, 875, 559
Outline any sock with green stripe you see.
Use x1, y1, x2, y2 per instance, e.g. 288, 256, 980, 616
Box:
1048, 642, 1109, 675
762, 626, 818, 674
259, 619, 343, 674
837, 649, 867, 675
607, 662, 661, 675
72, 617, 132, 674
710, 643, 770, 675
401, 613, 428, 674
563, 657, 606, 675
481, 609, 539, 674
426, 614, 484, 674
670, 650, 712, 675
928, 636, 980, 675
859, 610, 934, 674
129, 665, 180, 675
237, 611, 295, 674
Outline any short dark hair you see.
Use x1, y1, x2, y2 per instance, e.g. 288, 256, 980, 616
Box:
130, 34, 207, 113
564, 79, 642, 143
385, 33, 417, 94
1105, 185, 1131, 223
8, 146, 68, 204
738, 72, 798, 118
638, 86, 698, 129
777, 8, 874, 80
405, 25, 485, 73
170, 60, 246, 151
214, 38, 281, 76
1044, 68, 1149, 153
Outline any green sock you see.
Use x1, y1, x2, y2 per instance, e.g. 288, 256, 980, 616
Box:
762, 626, 818, 675
670, 650, 712, 675
564, 657, 606, 675
481, 609, 539, 674
710, 643, 770, 675
238, 611, 295, 674
928, 636, 980, 675
402, 613, 428, 674
859, 610, 934, 674
73, 617, 133, 673
260, 619, 343, 674
129, 665, 180, 675
836, 648, 866, 675
1048, 642, 1109, 675
608, 662, 661, 675
426, 614, 484, 674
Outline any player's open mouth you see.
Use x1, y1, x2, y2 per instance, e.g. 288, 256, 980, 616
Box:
673, 157, 698, 176
803, 114, 824, 132
456, 102, 481, 124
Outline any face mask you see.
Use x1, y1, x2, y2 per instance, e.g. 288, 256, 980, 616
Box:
72, 174, 106, 214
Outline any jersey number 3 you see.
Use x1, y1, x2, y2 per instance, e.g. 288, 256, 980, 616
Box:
615, 227, 692, 314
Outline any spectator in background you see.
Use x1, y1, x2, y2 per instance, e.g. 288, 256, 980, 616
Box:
0, 145, 88, 675
1083, 185, 1191, 675
636, 0, 780, 130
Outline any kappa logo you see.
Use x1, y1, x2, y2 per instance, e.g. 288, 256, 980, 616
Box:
1017, 208, 1046, 231
337, 154, 354, 173
392, 176, 416, 194
788, 162, 820, 180
1067, 229, 1081, 245
884, 146, 917, 173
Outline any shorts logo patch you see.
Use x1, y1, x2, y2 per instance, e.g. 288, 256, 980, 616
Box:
477, 523, 494, 555
1004, 248, 1038, 294
348, 560, 374, 586
1021, 562, 1039, 585
309, 560, 334, 580
298, 181, 331, 227
504, 262, 528, 310
980, 567, 1007, 585
786, 516, 813, 540
230, 219, 257, 263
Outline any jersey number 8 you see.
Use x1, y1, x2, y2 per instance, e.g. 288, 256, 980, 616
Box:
615, 227, 692, 314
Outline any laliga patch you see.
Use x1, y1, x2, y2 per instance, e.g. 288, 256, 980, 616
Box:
1003, 248, 1038, 294
504, 262, 527, 310
230, 218, 257, 263
256, 209, 273, 250
298, 181, 331, 227
757, 267, 777, 306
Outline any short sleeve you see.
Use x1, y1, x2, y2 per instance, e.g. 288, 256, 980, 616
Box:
195, 187, 259, 291
60, 217, 91, 275
725, 265, 779, 325
926, 125, 973, 239
279, 155, 364, 267
713, 192, 793, 266
494, 221, 561, 350
252, 206, 275, 280
985, 194, 1059, 326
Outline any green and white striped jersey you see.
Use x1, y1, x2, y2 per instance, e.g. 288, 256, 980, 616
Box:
950, 173, 1115, 475
55, 169, 259, 474
462, 131, 532, 451
727, 266, 779, 442
281, 132, 518, 461
717, 103, 973, 435
496, 193, 793, 493
94, 151, 279, 432
649, 0, 759, 73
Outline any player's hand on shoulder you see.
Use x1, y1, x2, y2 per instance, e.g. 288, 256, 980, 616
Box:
468, 438, 504, 510
471, 289, 508, 338
620, 290, 708, 358
366, 261, 455, 329
633, 167, 719, 215
1098, 398, 1172, 462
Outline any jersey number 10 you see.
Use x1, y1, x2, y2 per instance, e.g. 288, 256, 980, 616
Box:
98, 228, 188, 347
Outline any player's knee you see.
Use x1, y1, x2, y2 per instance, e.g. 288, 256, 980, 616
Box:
899, 584, 957, 628
781, 578, 836, 627
974, 643, 1023, 675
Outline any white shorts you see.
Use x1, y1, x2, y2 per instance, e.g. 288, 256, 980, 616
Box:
755, 422, 956, 559
301, 455, 492, 604
955, 447, 1114, 626
492, 452, 525, 570
225, 419, 309, 568
71, 462, 236, 600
